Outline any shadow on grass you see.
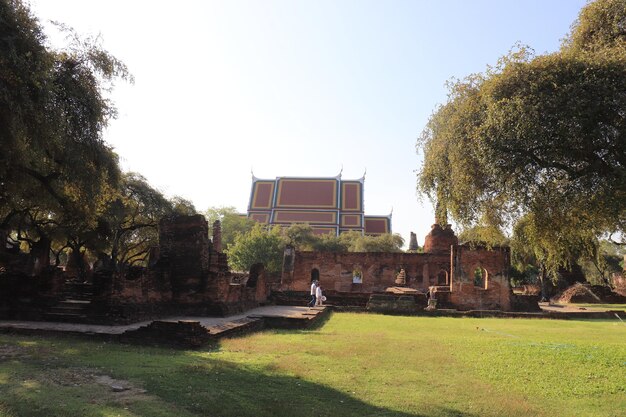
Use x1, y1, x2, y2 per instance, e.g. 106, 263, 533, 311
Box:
307, 309, 333, 331
151, 356, 481, 417
0, 333, 480, 417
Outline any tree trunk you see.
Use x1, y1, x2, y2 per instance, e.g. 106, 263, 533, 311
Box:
0, 228, 7, 252
539, 263, 549, 302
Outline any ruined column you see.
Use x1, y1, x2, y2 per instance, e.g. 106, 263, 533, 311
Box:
408, 232, 418, 251
212, 220, 222, 253
281, 245, 295, 287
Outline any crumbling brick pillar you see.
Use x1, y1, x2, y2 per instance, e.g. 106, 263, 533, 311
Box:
408, 232, 418, 251
423, 224, 458, 254
159, 215, 211, 297
281, 246, 295, 287
212, 220, 222, 253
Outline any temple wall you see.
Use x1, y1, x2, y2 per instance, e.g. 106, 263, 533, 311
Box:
281, 251, 450, 293
158, 215, 212, 298
103, 215, 268, 318
281, 242, 515, 311
450, 245, 512, 311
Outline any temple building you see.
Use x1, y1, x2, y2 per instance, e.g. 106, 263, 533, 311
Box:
246, 173, 391, 235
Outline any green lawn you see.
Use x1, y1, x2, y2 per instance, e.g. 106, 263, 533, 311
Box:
0, 313, 625, 417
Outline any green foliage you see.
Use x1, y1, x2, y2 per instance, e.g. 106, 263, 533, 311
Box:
417, 0, 626, 278
224, 222, 405, 272
458, 222, 509, 248
204, 206, 255, 249
0, 0, 131, 228
564, 0, 626, 52
103, 173, 175, 268
509, 263, 539, 288
169, 197, 197, 216
579, 240, 625, 285
311, 232, 349, 252
0, 1, 198, 273
281, 223, 316, 250
346, 232, 404, 252
225, 224, 285, 273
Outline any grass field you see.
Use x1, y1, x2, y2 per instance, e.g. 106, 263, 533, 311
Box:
0, 313, 624, 417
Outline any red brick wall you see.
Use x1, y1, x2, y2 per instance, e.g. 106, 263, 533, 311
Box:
450, 245, 512, 311
423, 224, 458, 254
107, 215, 268, 315
281, 251, 450, 293
280, 244, 513, 311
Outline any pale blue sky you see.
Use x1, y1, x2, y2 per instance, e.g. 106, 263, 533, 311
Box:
31, 0, 589, 244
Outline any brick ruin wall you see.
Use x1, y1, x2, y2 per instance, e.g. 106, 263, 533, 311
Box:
450, 245, 512, 311
0, 215, 269, 322
281, 251, 451, 294
281, 242, 517, 311
102, 215, 268, 319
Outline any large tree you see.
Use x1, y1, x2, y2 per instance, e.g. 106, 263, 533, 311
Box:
226, 224, 285, 273
102, 173, 173, 269
417, 0, 626, 286
204, 206, 255, 249
0, 0, 131, 259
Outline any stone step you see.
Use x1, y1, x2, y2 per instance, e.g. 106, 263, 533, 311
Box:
63, 283, 93, 290
47, 298, 92, 317
51, 301, 90, 312
207, 317, 263, 337
59, 299, 91, 305
49, 308, 85, 315
61, 292, 93, 299
44, 312, 89, 323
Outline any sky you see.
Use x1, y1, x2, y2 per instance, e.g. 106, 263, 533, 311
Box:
29, 0, 589, 246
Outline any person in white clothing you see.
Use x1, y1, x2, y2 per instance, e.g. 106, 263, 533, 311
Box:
315, 285, 323, 306
308, 280, 318, 307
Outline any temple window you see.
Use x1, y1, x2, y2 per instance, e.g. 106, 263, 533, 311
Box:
311, 268, 320, 282
473, 267, 488, 289
437, 270, 448, 285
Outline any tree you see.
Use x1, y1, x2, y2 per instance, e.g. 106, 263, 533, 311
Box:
458, 217, 509, 248
417, 0, 626, 283
0, 0, 131, 274
101, 173, 174, 269
1, 1, 131, 220
579, 240, 625, 285
225, 224, 285, 273
349, 233, 405, 253
169, 197, 196, 216
312, 233, 349, 252
204, 206, 255, 249
282, 224, 316, 250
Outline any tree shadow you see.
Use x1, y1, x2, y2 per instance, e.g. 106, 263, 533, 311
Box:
0, 333, 482, 417
306, 309, 333, 331
132, 354, 481, 417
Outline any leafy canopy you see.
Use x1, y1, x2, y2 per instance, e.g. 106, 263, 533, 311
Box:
225, 222, 405, 273
204, 206, 256, 249
0, 1, 196, 273
417, 0, 626, 276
